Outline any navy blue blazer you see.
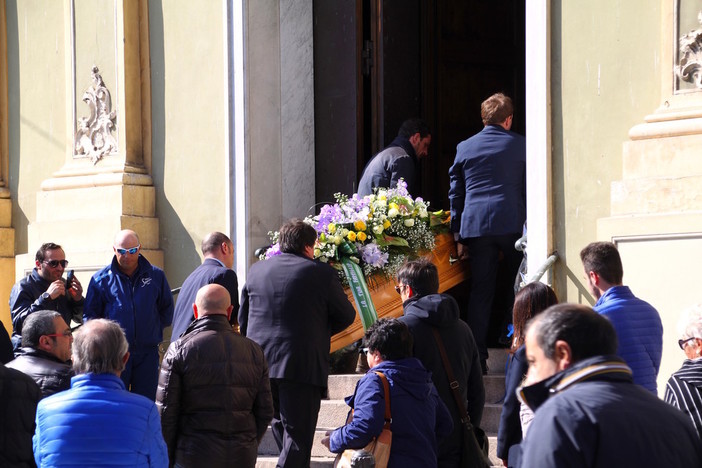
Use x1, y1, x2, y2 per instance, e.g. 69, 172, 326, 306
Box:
449, 125, 526, 239
239, 253, 356, 387
171, 258, 239, 341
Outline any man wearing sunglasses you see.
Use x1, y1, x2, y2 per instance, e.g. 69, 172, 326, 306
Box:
9, 242, 84, 351
84, 229, 174, 400
6, 310, 74, 398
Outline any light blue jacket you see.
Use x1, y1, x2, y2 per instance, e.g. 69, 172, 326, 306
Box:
594, 285, 662, 394
33, 373, 168, 467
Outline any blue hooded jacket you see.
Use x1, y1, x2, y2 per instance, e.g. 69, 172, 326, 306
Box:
329, 358, 453, 468
84, 255, 173, 352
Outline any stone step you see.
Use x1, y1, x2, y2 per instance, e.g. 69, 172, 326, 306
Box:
256, 433, 503, 467
481, 403, 502, 434
484, 374, 506, 405
258, 426, 338, 458
487, 347, 510, 375
256, 456, 336, 467
327, 374, 362, 400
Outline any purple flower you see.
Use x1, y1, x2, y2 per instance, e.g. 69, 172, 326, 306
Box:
316, 204, 343, 233
265, 243, 282, 259
360, 243, 389, 268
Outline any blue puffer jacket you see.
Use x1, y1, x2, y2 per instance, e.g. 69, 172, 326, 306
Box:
329, 358, 453, 468
33, 373, 168, 467
594, 286, 662, 393
84, 255, 173, 352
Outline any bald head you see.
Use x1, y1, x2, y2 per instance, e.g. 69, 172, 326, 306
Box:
114, 229, 140, 246
113, 230, 141, 276
193, 284, 233, 319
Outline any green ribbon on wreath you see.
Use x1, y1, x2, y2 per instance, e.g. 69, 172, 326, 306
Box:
340, 256, 378, 330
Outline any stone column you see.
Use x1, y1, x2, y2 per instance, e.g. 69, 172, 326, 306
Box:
19, 0, 162, 280
0, 0, 16, 333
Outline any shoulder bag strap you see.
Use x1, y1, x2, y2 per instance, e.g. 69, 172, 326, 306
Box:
431, 327, 471, 425
373, 371, 392, 429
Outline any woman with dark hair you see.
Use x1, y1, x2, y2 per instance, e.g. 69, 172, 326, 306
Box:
496, 282, 558, 466
322, 318, 453, 467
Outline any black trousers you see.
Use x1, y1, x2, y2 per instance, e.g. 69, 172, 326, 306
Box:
271, 379, 323, 468
464, 233, 523, 361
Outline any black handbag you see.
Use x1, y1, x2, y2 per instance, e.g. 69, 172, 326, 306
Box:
431, 328, 491, 468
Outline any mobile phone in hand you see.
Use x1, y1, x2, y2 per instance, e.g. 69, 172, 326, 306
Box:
66, 270, 75, 290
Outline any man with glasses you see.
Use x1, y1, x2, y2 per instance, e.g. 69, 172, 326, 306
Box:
84, 229, 174, 400
396, 258, 484, 467
9, 242, 84, 351
6, 310, 74, 398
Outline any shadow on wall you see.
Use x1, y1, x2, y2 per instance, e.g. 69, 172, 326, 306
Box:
148, 0, 201, 289
6, 0, 29, 255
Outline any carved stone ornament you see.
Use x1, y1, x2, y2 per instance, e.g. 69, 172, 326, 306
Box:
74, 66, 118, 164
677, 11, 702, 89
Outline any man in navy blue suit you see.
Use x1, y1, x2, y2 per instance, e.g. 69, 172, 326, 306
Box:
449, 93, 526, 374
170, 232, 239, 341
239, 219, 356, 468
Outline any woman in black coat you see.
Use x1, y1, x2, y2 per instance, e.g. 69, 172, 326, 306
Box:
496, 282, 557, 466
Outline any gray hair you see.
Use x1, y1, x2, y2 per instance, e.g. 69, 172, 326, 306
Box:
527, 303, 617, 362
22, 310, 62, 347
678, 304, 702, 340
72, 319, 129, 375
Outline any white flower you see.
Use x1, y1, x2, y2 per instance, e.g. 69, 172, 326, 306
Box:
404, 218, 415, 227
372, 225, 384, 235
388, 208, 399, 218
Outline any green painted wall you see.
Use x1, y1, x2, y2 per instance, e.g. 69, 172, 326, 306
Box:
149, 0, 229, 289
6, 0, 68, 256
550, 1, 662, 302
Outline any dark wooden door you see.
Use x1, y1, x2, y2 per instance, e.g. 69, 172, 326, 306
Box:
314, 0, 525, 210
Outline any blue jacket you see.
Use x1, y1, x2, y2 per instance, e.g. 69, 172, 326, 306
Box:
329, 358, 453, 468
33, 373, 168, 467
593, 286, 662, 393
171, 258, 239, 341
449, 125, 525, 239
513, 356, 702, 468
84, 255, 174, 352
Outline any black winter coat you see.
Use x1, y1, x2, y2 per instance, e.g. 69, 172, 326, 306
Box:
6, 347, 73, 398
398, 294, 485, 468
0, 363, 41, 467
156, 315, 273, 468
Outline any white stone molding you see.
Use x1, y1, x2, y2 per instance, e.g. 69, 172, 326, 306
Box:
74, 66, 118, 164
677, 11, 702, 89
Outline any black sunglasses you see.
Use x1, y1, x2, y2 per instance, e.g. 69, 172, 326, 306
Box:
679, 337, 698, 350
43, 259, 68, 268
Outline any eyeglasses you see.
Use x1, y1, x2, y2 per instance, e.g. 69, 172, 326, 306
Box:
360, 347, 371, 355
115, 245, 140, 255
44, 329, 73, 338
679, 337, 698, 350
394, 284, 405, 295
43, 259, 68, 268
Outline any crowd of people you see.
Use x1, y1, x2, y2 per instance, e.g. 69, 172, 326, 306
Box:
1, 92, 702, 468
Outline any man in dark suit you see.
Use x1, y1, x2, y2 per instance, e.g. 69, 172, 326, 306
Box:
449, 93, 526, 373
170, 232, 239, 341
239, 219, 356, 468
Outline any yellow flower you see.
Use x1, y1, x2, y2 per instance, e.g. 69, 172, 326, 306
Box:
389, 202, 399, 210
313, 248, 322, 257
383, 219, 391, 229
328, 223, 336, 234
357, 232, 367, 242
354, 220, 367, 231
347, 231, 357, 242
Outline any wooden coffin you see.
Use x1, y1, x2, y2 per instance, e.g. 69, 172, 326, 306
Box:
330, 232, 467, 353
